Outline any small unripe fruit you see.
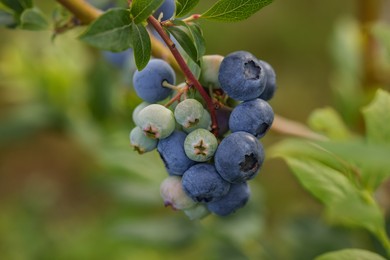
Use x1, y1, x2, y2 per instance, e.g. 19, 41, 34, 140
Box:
138, 104, 175, 139
160, 176, 196, 210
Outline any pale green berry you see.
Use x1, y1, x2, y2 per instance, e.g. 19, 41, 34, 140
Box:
184, 109, 212, 133
174, 99, 204, 129
184, 129, 218, 162
199, 55, 224, 89
129, 126, 158, 154
160, 176, 197, 210
138, 104, 175, 139
184, 204, 210, 220
132, 102, 150, 126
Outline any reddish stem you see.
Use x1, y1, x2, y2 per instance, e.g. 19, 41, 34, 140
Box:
147, 16, 219, 136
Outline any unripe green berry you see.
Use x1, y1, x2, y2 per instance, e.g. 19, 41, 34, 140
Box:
199, 55, 224, 89
184, 204, 210, 220
129, 126, 158, 154
174, 99, 204, 129
184, 129, 218, 162
160, 176, 197, 210
138, 104, 175, 139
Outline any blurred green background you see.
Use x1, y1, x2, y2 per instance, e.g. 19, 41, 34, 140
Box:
1, 1, 389, 259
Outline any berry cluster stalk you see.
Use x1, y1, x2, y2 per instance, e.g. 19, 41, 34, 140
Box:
147, 16, 219, 136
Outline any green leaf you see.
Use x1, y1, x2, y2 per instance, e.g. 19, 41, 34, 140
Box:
307, 107, 353, 140
315, 249, 387, 260
283, 157, 384, 235
79, 8, 133, 52
319, 141, 390, 191
131, 23, 151, 70
19, 8, 48, 30
131, 0, 163, 24
362, 89, 390, 144
0, 9, 15, 27
186, 57, 201, 79
187, 22, 205, 60
0, 0, 32, 14
202, 0, 273, 22
175, 0, 199, 17
166, 25, 198, 64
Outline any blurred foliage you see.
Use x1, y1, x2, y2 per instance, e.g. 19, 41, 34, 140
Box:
1, 0, 390, 260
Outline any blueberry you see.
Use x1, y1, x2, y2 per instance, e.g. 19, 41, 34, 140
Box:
153, 0, 175, 21
183, 109, 211, 133
133, 59, 175, 103
157, 130, 196, 176
174, 99, 204, 129
132, 101, 150, 127
129, 126, 158, 154
184, 204, 210, 220
199, 55, 224, 89
160, 176, 196, 210
218, 51, 266, 101
229, 98, 274, 138
182, 163, 230, 203
258, 60, 276, 101
207, 182, 250, 216
184, 129, 218, 162
138, 104, 175, 139
102, 48, 133, 69
216, 106, 232, 137
214, 132, 264, 183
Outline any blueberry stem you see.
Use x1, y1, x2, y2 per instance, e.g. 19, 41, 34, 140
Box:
164, 85, 189, 107
148, 16, 219, 136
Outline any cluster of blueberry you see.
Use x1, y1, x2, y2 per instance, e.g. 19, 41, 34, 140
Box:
129, 50, 276, 219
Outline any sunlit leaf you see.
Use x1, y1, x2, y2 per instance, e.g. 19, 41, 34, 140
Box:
202, 0, 273, 22
315, 248, 387, 260
307, 107, 353, 141
175, 0, 199, 17
19, 8, 48, 30
131, 0, 163, 24
362, 89, 390, 144
166, 24, 198, 64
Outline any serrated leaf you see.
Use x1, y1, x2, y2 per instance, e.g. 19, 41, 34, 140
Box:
19, 8, 48, 30
283, 157, 384, 235
79, 8, 133, 52
0, 0, 32, 14
131, 0, 163, 24
175, 0, 199, 17
362, 89, 390, 144
166, 25, 198, 64
131, 23, 151, 70
315, 249, 387, 260
0, 9, 15, 26
202, 0, 273, 22
307, 107, 353, 140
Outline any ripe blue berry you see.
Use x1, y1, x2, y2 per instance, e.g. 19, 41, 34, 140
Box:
153, 0, 176, 21
207, 182, 250, 216
174, 99, 204, 129
184, 129, 218, 162
258, 60, 276, 101
215, 132, 264, 183
218, 51, 266, 101
182, 163, 230, 203
138, 104, 175, 139
160, 176, 196, 210
129, 126, 158, 154
133, 59, 175, 103
157, 130, 196, 176
229, 98, 274, 138
102, 49, 133, 68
